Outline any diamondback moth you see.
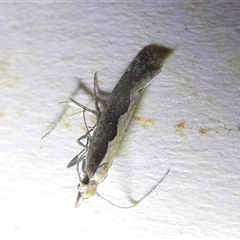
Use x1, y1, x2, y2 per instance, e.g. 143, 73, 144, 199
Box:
67, 44, 173, 208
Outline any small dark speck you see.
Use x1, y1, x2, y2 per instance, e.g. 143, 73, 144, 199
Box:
175, 120, 186, 137
198, 128, 209, 135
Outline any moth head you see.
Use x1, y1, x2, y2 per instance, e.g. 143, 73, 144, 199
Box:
74, 180, 98, 207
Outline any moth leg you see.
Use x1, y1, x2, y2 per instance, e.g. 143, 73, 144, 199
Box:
69, 72, 101, 117
93, 72, 101, 118
67, 149, 85, 168
76, 126, 96, 147
41, 101, 70, 139
76, 107, 97, 148
69, 98, 98, 116
42, 95, 96, 139
70, 73, 102, 147
77, 132, 90, 148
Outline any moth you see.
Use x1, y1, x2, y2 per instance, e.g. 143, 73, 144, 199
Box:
67, 44, 173, 207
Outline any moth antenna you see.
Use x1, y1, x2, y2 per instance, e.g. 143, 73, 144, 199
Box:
98, 168, 170, 209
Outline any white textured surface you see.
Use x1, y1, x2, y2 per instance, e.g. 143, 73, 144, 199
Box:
1, 2, 240, 239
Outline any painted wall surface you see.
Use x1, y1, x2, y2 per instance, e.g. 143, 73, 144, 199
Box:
0, 2, 239, 239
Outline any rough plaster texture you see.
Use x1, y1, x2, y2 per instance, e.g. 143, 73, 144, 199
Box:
0, 2, 239, 239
